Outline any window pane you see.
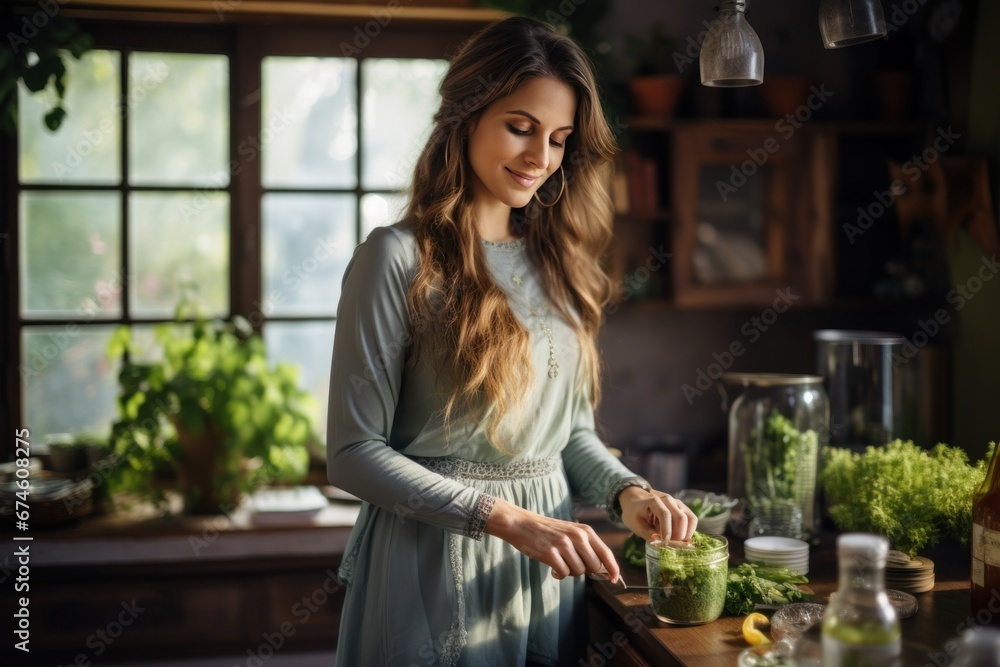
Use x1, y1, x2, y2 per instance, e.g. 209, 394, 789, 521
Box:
19, 50, 121, 185
129, 192, 229, 318
262, 193, 355, 317
264, 321, 335, 448
22, 325, 119, 440
19, 192, 122, 319
361, 59, 448, 189
361, 192, 408, 241
129, 52, 228, 186
262, 57, 357, 189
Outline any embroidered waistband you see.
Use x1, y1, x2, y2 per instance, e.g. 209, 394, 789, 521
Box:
410, 455, 561, 480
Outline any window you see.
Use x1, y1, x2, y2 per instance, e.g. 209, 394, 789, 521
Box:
4, 16, 468, 459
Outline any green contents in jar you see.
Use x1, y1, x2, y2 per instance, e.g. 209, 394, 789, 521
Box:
744, 411, 819, 533
647, 532, 729, 625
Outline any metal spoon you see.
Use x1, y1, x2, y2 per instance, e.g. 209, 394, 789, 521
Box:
586, 567, 671, 591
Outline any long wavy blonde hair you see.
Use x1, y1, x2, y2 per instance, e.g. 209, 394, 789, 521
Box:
404, 17, 618, 452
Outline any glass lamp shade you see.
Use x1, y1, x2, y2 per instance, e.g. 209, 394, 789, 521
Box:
700, 3, 765, 87
818, 0, 887, 48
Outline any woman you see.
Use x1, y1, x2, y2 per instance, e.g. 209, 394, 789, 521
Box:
327, 16, 696, 666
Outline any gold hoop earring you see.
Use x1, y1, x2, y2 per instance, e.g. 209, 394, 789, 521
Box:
533, 165, 565, 208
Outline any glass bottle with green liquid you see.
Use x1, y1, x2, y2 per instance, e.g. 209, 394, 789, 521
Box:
821, 533, 901, 667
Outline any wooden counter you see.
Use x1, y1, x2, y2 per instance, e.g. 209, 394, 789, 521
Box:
585, 531, 975, 666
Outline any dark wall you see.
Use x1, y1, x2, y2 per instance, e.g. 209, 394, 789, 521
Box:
595, 301, 952, 479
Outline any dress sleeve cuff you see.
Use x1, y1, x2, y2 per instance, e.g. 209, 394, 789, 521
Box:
605, 476, 652, 526
466, 492, 497, 541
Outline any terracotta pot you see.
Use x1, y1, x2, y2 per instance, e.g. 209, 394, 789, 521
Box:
759, 76, 815, 117
47, 443, 88, 472
626, 75, 685, 117
175, 420, 242, 514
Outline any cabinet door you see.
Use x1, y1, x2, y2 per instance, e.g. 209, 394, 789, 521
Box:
671, 123, 831, 307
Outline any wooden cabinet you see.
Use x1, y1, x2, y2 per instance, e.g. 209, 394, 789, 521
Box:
671, 121, 835, 307
615, 118, 924, 308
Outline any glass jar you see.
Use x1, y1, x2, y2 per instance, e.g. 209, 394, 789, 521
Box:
645, 534, 728, 625
724, 373, 828, 541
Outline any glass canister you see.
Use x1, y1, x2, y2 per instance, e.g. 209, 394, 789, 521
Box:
813, 330, 905, 450
645, 533, 729, 625
724, 373, 828, 541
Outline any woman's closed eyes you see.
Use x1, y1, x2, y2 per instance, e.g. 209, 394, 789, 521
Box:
506, 123, 565, 148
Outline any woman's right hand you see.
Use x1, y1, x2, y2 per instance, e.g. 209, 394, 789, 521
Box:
483, 497, 621, 583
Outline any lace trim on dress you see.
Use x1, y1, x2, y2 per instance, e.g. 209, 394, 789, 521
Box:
442, 531, 468, 667
467, 493, 496, 541
336, 503, 372, 585
481, 237, 526, 250
605, 476, 653, 526
408, 454, 562, 664
410, 454, 561, 481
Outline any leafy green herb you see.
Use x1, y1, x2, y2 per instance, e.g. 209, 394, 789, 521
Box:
622, 533, 646, 568
743, 411, 819, 531
821, 439, 995, 556
648, 532, 728, 624
688, 496, 727, 519
724, 561, 815, 616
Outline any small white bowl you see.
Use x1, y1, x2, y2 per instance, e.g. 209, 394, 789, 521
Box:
676, 489, 737, 535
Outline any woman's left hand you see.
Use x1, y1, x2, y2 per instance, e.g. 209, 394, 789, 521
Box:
617, 486, 698, 543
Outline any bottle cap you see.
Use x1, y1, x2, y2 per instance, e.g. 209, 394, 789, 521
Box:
836, 533, 889, 562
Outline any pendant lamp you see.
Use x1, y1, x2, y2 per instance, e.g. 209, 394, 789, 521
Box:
818, 0, 888, 48
700, 0, 765, 87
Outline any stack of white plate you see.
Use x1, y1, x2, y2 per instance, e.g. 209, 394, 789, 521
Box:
744, 536, 810, 574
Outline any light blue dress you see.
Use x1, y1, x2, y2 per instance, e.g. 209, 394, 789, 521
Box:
326, 221, 648, 666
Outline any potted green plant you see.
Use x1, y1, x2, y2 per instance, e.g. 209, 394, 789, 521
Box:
45, 434, 89, 473
623, 22, 685, 117
106, 300, 318, 514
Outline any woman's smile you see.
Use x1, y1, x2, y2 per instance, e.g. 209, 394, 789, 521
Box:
505, 167, 539, 188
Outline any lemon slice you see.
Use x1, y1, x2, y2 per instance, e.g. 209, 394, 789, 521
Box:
741, 612, 772, 646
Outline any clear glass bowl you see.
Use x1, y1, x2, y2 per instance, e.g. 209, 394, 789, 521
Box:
738, 641, 795, 667
645, 534, 728, 625
771, 602, 825, 642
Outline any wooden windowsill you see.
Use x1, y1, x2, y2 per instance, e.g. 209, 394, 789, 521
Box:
0, 493, 360, 567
